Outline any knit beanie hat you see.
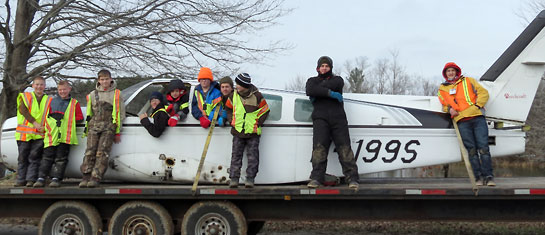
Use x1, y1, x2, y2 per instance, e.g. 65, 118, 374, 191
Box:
167, 79, 186, 93
317, 56, 333, 70
198, 67, 213, 81
149, 91, 164, 103
235, 73, 252, 88
219, 76, 234, 88
442, 62, 462, 80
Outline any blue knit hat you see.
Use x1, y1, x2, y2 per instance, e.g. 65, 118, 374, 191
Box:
149, 91, 164, 102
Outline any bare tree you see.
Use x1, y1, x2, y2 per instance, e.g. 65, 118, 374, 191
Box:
388, 49, 410, 95
408, 74, 440, 96
284, 75, 306, 92
371, 58, 388, 94
516, 0, 545, 25
0, 0, 288, 123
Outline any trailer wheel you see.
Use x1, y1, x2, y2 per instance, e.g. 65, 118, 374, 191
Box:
108, 200, 173, 235
247, 221, 265, 235
39, 200, 102, 235
182, 201, 246, 235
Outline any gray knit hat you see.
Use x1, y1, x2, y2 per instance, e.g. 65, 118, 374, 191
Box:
219, 76, 234, 88
317, 56, 333, 69
235, 73, 251, 88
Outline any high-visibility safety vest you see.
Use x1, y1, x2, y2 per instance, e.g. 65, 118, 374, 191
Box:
438, 76, 488, 122
15, 92, 52, 141
230, 91, 269, 135
195, 90, 222, 118
84, 89, 122, 137
43, 98, 79, 147
151, 108, 167, 118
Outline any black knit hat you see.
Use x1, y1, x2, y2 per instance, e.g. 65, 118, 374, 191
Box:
167, 79, 186, 93
235, 73, 251, 88
317, 56, 333, 69
149, 91, 164, 102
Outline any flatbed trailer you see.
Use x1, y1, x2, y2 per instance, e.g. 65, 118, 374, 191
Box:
2, 177, 545, 235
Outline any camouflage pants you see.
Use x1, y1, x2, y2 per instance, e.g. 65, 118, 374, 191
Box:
16, 139, 44, 183
229, 136, 260, 179
81, 128, 114, 181
310, 118, 359, 183
39, 143, 70, 180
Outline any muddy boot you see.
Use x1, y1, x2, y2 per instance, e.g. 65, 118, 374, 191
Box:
33, 178, 45, 188
87, 178, 100, 188
229, 178, 239, 188
25, 181, 35, 187
245, 178, 255, 188
348, 181, 359, 189
307, 180, 320, 188
13, 181, 26, 187
79, 174, 90, 188
486, 176, 496, 187
49, 178, 61, 188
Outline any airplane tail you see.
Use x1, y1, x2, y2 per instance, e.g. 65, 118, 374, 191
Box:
480, 10, 545, 124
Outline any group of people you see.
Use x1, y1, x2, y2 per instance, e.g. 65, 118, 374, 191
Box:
13, 56, 495, 189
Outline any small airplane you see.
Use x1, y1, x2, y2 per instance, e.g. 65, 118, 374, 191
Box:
1, 11, 545, 185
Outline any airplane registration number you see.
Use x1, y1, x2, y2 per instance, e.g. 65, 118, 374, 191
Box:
354, 139, 420, 164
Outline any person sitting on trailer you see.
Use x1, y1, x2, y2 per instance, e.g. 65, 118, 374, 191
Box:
305, 56, 359, 189
438, 62, 495, 186
140, 91, 169, 138
191, 67, 225, 128
218, 76, 234, 125
34, 80, 84, 188
225, 73, 270, 188
165, 79, 189, 127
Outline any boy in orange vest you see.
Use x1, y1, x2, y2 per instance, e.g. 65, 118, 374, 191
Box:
438, 62, 495, 186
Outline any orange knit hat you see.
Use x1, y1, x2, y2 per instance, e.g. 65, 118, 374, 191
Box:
198, 67, 213, 81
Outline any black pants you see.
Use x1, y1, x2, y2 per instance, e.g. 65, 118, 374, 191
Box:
310, 118, 359, 183
38, 143, 71, 180
16, 139, 44, 183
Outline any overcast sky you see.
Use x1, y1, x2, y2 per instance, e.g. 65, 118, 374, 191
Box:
241, 0, 533, 89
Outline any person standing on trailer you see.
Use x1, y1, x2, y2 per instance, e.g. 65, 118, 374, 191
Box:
80, 69, 125, 188
14, 76, 52, 187
34, 80, 83, 188
438, 62, 495, 186
191, 67, 225, 128
305, 56, 359, 189
218, 76, 234, 125
165, 79, 189, 127
225, 73, 270, 188
140, 91, 169, 137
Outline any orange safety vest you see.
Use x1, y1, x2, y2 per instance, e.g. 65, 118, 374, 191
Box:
438, 77, 477, 112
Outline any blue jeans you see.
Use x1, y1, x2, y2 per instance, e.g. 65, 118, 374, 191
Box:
457, 116, 494, 179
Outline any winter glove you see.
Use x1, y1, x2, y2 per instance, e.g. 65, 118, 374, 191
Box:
329, 91, 343, 102
168, 114, 179, 127
218, 117, 224, 126
165, 103, 174, 114
199, 116, 211, 128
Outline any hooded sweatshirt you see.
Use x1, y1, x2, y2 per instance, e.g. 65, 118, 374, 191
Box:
140, 101, 169, 138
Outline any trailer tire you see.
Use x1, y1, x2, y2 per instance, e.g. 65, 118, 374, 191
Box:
109, 200, 173, 235
248, 221, 265, 235
182, 201, 247, 235
39, 200, 102, 235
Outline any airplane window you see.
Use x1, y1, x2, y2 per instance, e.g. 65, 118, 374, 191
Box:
262, 93, 282, 121
125, 83, 168, 116
294, 98, 313, 122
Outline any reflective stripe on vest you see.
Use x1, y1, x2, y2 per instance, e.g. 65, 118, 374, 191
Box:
196, 91, 222, 117
438, 77, 477, 112
84, 89, 122, 137
44, 98, 79, 147
230, 91, 269, 135
151, 108, 167, 118
15, 92, 51, 141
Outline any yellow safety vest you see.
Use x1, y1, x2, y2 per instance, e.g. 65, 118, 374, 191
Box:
84, 89, 122, 137
43, 98, 79, 147
15, 92, 51, 141
151, 108, 167, 118
195, 91, 222, 117
231, 91, 269, 135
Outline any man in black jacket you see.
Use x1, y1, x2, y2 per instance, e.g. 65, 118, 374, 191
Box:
305, 56, 359, 189
139, 91, 169, 138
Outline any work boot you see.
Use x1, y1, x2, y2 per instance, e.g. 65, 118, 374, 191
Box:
13, 181, 26, 187
348, 181, 359, 189
87, 179, 100, 188
476, 178, 484, 186
78, 180, 89, 188
229, 178, 239, 188
25, 181, 34, 187
49, 178, 61, 188
33, 178, 45, 188
486, 176, 496, 187
245, 178, 255, 188
307, 180, 320, 188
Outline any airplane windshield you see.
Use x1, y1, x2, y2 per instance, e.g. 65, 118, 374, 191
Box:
122, 80, 151, 102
